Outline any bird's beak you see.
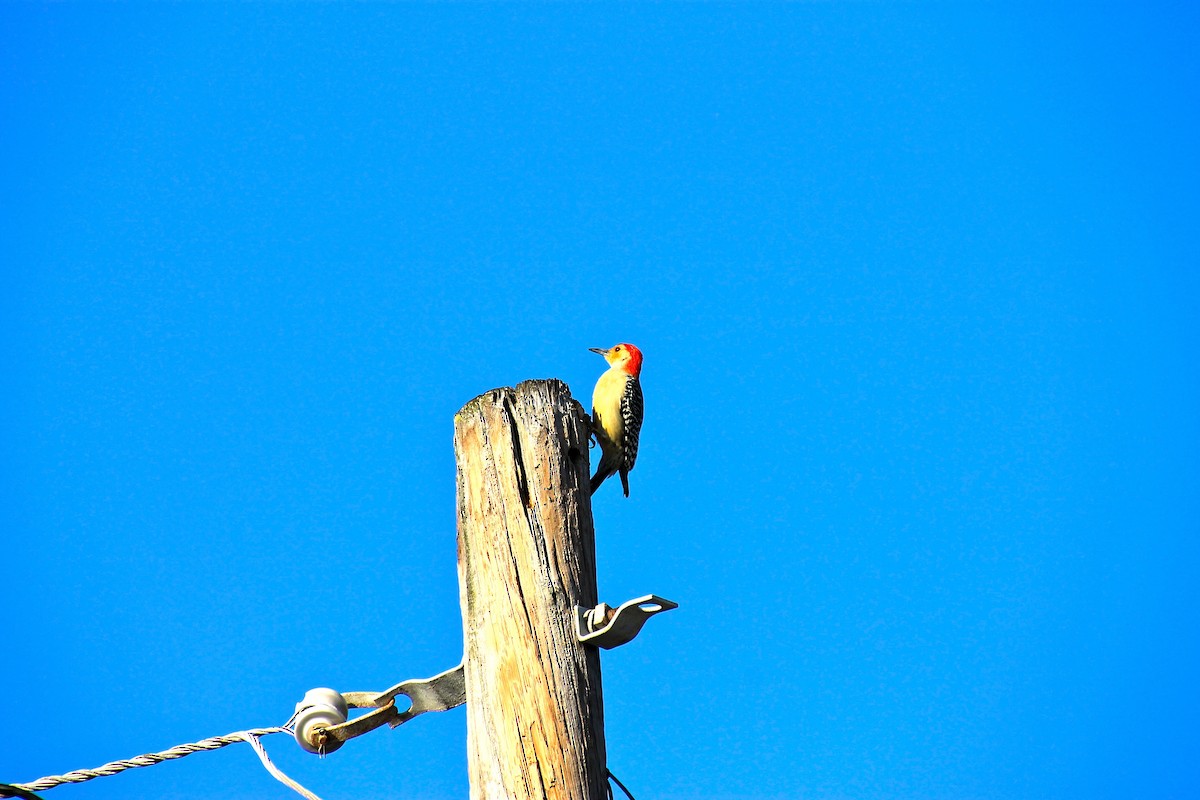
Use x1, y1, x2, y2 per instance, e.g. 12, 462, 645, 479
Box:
588, 347, 608, 356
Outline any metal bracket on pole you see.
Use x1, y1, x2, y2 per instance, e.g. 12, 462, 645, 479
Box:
295, 594, 677, 754
294, 663, 466, 755
575, 594, 678, 650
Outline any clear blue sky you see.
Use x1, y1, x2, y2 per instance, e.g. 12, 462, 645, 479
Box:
3, 4, 1198, 800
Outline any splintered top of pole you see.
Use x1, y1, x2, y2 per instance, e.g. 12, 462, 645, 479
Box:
454, 378, 608, 800
454, 378, 588, 430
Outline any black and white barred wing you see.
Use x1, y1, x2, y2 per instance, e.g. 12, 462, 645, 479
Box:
621, 378, 644, 472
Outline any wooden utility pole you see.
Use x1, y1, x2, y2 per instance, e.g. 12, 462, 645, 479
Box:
454, 379, 608, 800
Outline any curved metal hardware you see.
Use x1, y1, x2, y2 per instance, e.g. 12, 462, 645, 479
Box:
575, 594, 678, 649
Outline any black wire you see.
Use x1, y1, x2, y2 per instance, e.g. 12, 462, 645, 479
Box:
607, 768, 637, 800
0, 784, 45, 800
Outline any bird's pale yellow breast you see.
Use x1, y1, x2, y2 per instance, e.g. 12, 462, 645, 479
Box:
592, 367, 627, 443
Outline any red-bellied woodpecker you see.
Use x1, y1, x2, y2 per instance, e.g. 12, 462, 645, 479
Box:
588, 343, 644, 497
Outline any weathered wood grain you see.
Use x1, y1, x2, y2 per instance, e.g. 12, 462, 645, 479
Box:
454, 379, 607, 800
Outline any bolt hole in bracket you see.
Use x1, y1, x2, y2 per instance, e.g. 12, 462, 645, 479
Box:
576, 594, 679, 649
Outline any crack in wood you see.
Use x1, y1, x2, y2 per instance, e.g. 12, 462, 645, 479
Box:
503, 393, 534, 510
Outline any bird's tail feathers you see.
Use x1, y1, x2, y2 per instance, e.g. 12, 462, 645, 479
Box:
590, 467, 615, 495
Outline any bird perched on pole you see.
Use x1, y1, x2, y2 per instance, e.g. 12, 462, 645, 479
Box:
588, 343, 644, 497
